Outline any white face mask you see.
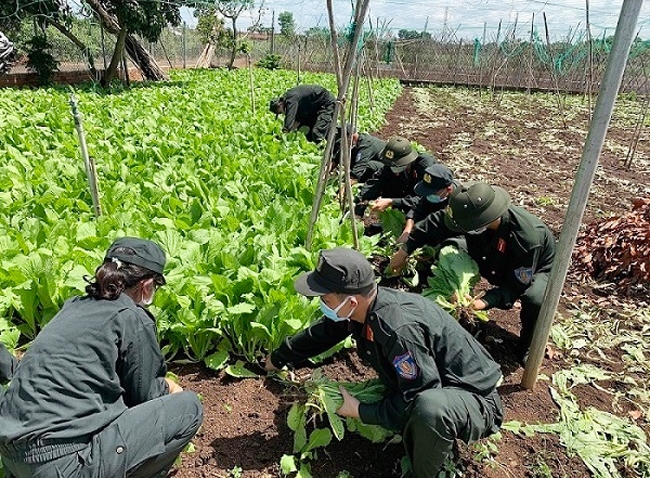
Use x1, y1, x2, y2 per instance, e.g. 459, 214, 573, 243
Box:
137, 282, 155, 307
466, 226, 488, 235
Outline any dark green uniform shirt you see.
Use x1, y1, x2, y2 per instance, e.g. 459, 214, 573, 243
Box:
282, 85, 336, 132
0, 343, 16, 385
271, 287, 502, 431
358, 152, 438, 210
405, 206, 555, 309
0, 294, 169, 449
333, 133, 386, 182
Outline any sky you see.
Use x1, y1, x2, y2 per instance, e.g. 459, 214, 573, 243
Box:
181, 0, 650, 41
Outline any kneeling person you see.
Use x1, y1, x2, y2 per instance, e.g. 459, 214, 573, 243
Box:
265, 248, 503, 478
0, 237, 203, 478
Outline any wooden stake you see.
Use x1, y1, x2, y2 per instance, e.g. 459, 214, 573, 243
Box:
306, 0, 370, 249
69, 91, 102, 218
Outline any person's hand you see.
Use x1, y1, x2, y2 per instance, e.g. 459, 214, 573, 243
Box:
264, 354, 280, 372
472, 298, 487, 311
165, 377, 184, 394
336, 386, 360, 418
370, 197, 393, 212
388, 249, 409, 276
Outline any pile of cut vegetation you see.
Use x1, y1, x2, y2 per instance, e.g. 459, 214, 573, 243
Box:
572, 197, 650, 296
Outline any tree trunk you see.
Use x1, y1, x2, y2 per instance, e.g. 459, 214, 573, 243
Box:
196, 43, 215, 68
85, 0, 168, 82
102, 27, 127, 86
44, 17, 97, 78
228, 17, 237, 69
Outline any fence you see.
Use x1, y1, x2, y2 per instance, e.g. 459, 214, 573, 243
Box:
3, 17, 650, 96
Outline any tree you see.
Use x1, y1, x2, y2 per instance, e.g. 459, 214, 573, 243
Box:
398, 29, 431, 40
194, 5, 227, 68
83, 0, 183, 85
212, 0, 255, 69
278, 11, 295, 39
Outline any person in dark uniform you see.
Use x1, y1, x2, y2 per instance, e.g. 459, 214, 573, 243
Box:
0, 237, 203, 478
0, 342, 17, 385
331, 124, 386, 183
265, 247, 503, 478
269, 84, 336, 143
355, 136, 438, 216
389, 182, 556, 365
397, 163, 459, 243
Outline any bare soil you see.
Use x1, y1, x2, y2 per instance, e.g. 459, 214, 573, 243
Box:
170, 87, 650, 478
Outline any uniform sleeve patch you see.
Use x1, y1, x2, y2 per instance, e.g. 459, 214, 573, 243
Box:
392, 351, 419, 380
514, 267, 534, 285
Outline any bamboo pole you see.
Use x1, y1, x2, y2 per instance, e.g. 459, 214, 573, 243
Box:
305, 0, 370, 249
69, 92, 102, 218
521, 0, 643, 389
247, 53, 256, 115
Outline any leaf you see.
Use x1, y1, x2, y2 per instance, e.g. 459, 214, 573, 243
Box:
280, 454, 297, 475
303, 428, 332, 452
224, 360, 259, 378
204, 350, 229, 371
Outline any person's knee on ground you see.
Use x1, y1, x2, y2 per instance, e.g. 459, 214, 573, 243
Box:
517, 274, 548, 364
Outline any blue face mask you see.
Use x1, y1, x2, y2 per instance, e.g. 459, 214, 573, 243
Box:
320, 296, 354, 322
426, 194, 445, 203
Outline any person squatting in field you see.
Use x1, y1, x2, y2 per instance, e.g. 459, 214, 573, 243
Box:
331, 124, 387, 183
389, 182, 556, 366
0, 237, 203, 478
265, 247, 504, 478
0, 342, 16, 386
396, 163, 460, 244
354, 136, 438, 217
269, 84, 336, 143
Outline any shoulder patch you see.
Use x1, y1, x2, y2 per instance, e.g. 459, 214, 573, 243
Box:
514, 267, 534, 285
392, 351, 419, 380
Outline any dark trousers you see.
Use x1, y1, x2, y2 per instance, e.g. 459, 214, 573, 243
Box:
518, 271, 550, 361
403, 388, 503, 478
2, 391, 203, 478
306, 102, 335, 143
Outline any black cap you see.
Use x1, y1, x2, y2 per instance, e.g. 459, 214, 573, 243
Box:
414, 164, 455, 196
294, 248, 376, 296
105, 237, 166, 275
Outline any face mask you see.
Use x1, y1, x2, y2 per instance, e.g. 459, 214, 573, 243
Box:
320, 296, 355, 322
426, 194, 445, 203
466, 226, 488, 235
137, 283, 155, 307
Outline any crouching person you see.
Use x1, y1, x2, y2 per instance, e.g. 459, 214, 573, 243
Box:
0, 237, 203, 478
265, 247, 503, 478
0, 342, 17, 385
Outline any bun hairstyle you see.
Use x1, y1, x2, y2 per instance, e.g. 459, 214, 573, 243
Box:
85, 246, 165, 300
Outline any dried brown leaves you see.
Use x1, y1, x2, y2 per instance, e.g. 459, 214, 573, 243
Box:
572, 197, 650, 296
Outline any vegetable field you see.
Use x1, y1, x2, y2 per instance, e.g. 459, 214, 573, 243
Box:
2, 70, 650, 478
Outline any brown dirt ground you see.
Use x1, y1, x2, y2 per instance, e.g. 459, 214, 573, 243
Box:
170, 87, 650, 478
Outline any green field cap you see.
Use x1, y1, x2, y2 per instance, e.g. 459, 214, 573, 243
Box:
381, 136, 418, 173
414, 164, 455, 196
447, 182, 510, 232
294, 248, 376, 296
105, 237, 166, 275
